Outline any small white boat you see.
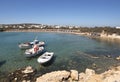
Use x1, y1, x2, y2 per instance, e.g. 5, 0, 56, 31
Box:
37, 52, 54, 64
18, 42, 32, 49
25, 45, 44, 58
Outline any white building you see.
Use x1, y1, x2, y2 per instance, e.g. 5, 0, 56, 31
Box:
116, 27, 120, 29
19, 26, 25, 29
31, 25, 40, 28
55, 25, 61, 29
5, 26, 9, 28
69, 26, 73, 29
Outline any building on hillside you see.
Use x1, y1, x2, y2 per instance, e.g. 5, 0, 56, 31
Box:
116, 27, 120, 29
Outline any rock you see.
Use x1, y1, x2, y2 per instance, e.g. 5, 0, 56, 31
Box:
79, 73, 86, 82
22, 66, 34, 74
92, 63, 97, 68
86, 75, 102, 82
7, 65, 120, 82
22, 80, 26, 82
116, 56, 120, 60
103, 74, 120, 82
101, 66, 120, 82
22, 80, 30, 82
7, 66, 36, 82
85, 68, 95, 76
79, 69, 100, 82
106, 55, 111, 58
116, 66, 120, 71
36, 70, 70, 82
70, 70, 79, 81
27, 80, 30, 82
79, 73, 102, 82
14, 77, 17, 81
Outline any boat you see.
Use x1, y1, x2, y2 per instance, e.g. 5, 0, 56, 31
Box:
38, 41, 45, 46
29, 39, 39, 45
25, 45, 44, 58
37, 52, 54, 64
19, 39, 45, 49
18, 42, 32, 49
18, 39, 39, 49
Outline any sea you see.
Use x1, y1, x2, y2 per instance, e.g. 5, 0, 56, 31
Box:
0, 32, 120, 79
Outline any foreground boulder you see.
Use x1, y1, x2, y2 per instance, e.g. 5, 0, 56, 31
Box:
79, 68, 101, 82
70, 70, 79, 81
36, 70, 70, 82
79, 66, 120, 82
101, 66, 120, 82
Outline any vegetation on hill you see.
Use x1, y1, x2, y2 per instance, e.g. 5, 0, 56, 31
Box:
80, 27, 120, 35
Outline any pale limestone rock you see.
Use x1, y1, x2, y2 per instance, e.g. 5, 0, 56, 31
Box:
78, 66, 120, 82
14, 77, 17, 81
103, 74, 120, 82
22, 80, 26, 82
70, 70, 79, 81
27, 80, 30, 82
85, 68, 95, 76
101, 66, 120, 82
79, 73, 86, 82
116, 66, 120, 71
33, 66, 120, 82
85, 75, 102, 82
79, 73, 102, 82
36, 70, 70, 82
68, 78, 73, 82
22, 80, 30, 82
22, 66, 34, 74
79, 69, 101, 82
116, 56, 120, 60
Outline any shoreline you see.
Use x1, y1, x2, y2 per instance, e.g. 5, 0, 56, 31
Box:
6, 65, 120, 82
3, 29, 120, 41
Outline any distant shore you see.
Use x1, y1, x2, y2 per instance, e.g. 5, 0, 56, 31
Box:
4, 28, 89, 36
4, 29, 77, 33
4, 29, 120, 41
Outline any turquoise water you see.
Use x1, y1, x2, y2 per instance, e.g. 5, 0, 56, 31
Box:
0, 32, 120, 78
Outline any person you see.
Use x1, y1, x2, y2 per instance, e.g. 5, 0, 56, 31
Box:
34, 45, 39, 53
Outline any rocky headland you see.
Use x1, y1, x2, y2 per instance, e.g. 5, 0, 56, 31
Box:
6, 65, 120, 82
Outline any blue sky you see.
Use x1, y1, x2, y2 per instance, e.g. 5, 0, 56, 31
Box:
0, 0, 120, 27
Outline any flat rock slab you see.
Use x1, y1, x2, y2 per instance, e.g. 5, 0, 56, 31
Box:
36, 70, 70, 82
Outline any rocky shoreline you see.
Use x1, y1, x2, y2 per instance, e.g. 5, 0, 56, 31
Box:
5, 65, 120, 82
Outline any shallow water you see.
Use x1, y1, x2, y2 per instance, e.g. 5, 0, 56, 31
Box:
0, 32, 120, 78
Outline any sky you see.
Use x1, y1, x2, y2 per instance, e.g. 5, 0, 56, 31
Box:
0, 0, 120, 27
